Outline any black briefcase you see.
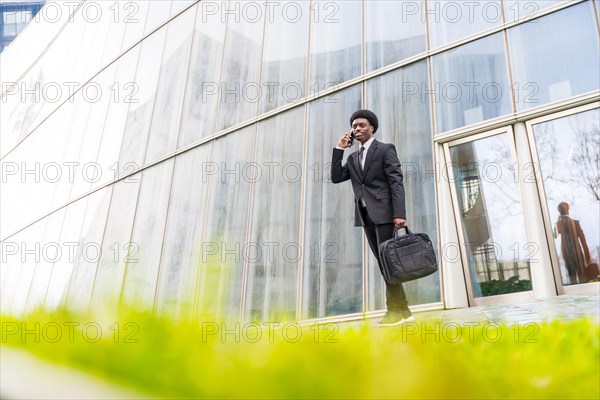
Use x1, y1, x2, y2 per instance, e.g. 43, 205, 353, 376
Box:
378, 227, 438, 284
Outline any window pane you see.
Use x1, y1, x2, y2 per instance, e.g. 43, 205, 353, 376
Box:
449, 133, 532, 298
508, 2, 600, 111
15, 11, 32, 34
117, 30, 166, 169
503, 0, 566, 23
3, 23, 16, 36
120, 0, 150, 52
65, 188, 112, 313
120, 160, 174, 310
245, 106, 304, 321
69, 64, 118, 199
101, 3, 128, 66
170, 0, 195, 17
432, 33, 511, 133
23, 210, 66, 313
197, 127, 255, 321
259, 1, 309, 114
49, 99, 93, 211
177, 6, 226, 147
309, 0, 361, 90
6, 219, 46, 315
94, 46, 140, 190
216, 1, 265, 131
365, 0, 426, 72
45, 198, 88, 310
154, 144, 212, 320
302, 85, 363, 319
428, 1, 503, 49
366, 60, 440, 309
144, 0, 172, 35
144, 5, 196, 163
90, 177, 141, 308
532, 108, 600, 286
4, 11, 17, 23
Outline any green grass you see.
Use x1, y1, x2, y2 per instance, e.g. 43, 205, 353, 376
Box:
1, 310, 599, 399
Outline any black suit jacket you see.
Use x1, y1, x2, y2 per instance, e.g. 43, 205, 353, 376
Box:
331, 139, 406, 227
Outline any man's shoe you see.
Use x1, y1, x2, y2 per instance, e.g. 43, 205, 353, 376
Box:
400, 309, 414, 323
377, 311, 413, 327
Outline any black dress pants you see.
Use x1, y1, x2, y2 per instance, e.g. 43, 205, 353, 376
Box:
358, 204, 408, 312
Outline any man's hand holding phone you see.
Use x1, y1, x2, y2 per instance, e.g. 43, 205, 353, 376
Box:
337, 129, 356, 148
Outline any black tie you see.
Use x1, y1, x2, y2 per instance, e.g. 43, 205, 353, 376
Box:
359, 146, 365, 170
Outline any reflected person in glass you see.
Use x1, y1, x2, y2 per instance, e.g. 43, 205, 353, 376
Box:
555, 202, 591, 285
331, 109, 412, 327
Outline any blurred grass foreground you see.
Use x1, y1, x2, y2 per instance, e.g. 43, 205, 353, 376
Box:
1, 309, 599, 399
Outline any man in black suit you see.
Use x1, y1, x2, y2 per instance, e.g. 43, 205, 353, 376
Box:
331, 109, 413, 326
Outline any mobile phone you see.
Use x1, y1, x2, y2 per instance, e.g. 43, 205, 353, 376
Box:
348, 129, 356, 147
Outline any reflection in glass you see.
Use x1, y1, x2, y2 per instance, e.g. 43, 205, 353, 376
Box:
70, 64, 118, 200
6, 220, 45, 315
121, 160, 174, 310
303, 85, 363, 319
90, 177, 141, 308
366, 61, 440, 309
309, 0, 361, 90
0, 110, 49, 238
365, 0, 426, 72
432, 33, 511, 133
428, 1, 503, 49
216, 1, 265, 131
532, 108, 600, 285
177, 6, 226, 147
260, 1, 309, 114
508, 2, 600, 111
117, 29, 166, 169
197, 127, 255, 321
94, 46, 141, 190
101, 3, 128, 67
0, 237, 19, 312
23, 210, 66, 313
503, 0, 566, 23
154, 144, 212, 320
170, 0, 195, 17
76, 2, 112, 88
30, 12, 88, 133
449, 133, 532, 297
1, 97, 88, 239
143, 0, 172, 36
144, 5, 195, 163
44, 198, 88, 310
49, 98, 92, 211
120, 0, 150, 52
65, 188, 112, 313
245, 107, 304, 321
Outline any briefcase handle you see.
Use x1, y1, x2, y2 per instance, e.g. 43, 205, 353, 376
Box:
393, 227, 412, 238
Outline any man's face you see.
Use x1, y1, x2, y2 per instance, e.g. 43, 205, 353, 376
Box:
351, 118, 374, 144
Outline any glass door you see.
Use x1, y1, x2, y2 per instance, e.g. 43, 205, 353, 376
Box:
445, 128, 535, 305
527, 105, 600, 291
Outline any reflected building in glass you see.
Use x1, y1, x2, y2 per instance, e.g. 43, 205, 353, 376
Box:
1, 0, 599, 321
0, 1, 44, 53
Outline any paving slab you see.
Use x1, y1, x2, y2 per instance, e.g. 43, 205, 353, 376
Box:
0, 346, 154, 400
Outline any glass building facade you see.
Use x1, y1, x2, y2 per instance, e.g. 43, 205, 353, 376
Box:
0, 1, 44, 53
1, 0, 599, 322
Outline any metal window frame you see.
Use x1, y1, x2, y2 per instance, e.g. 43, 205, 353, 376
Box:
443, 126, 535, 306
524, 101, 600, 295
